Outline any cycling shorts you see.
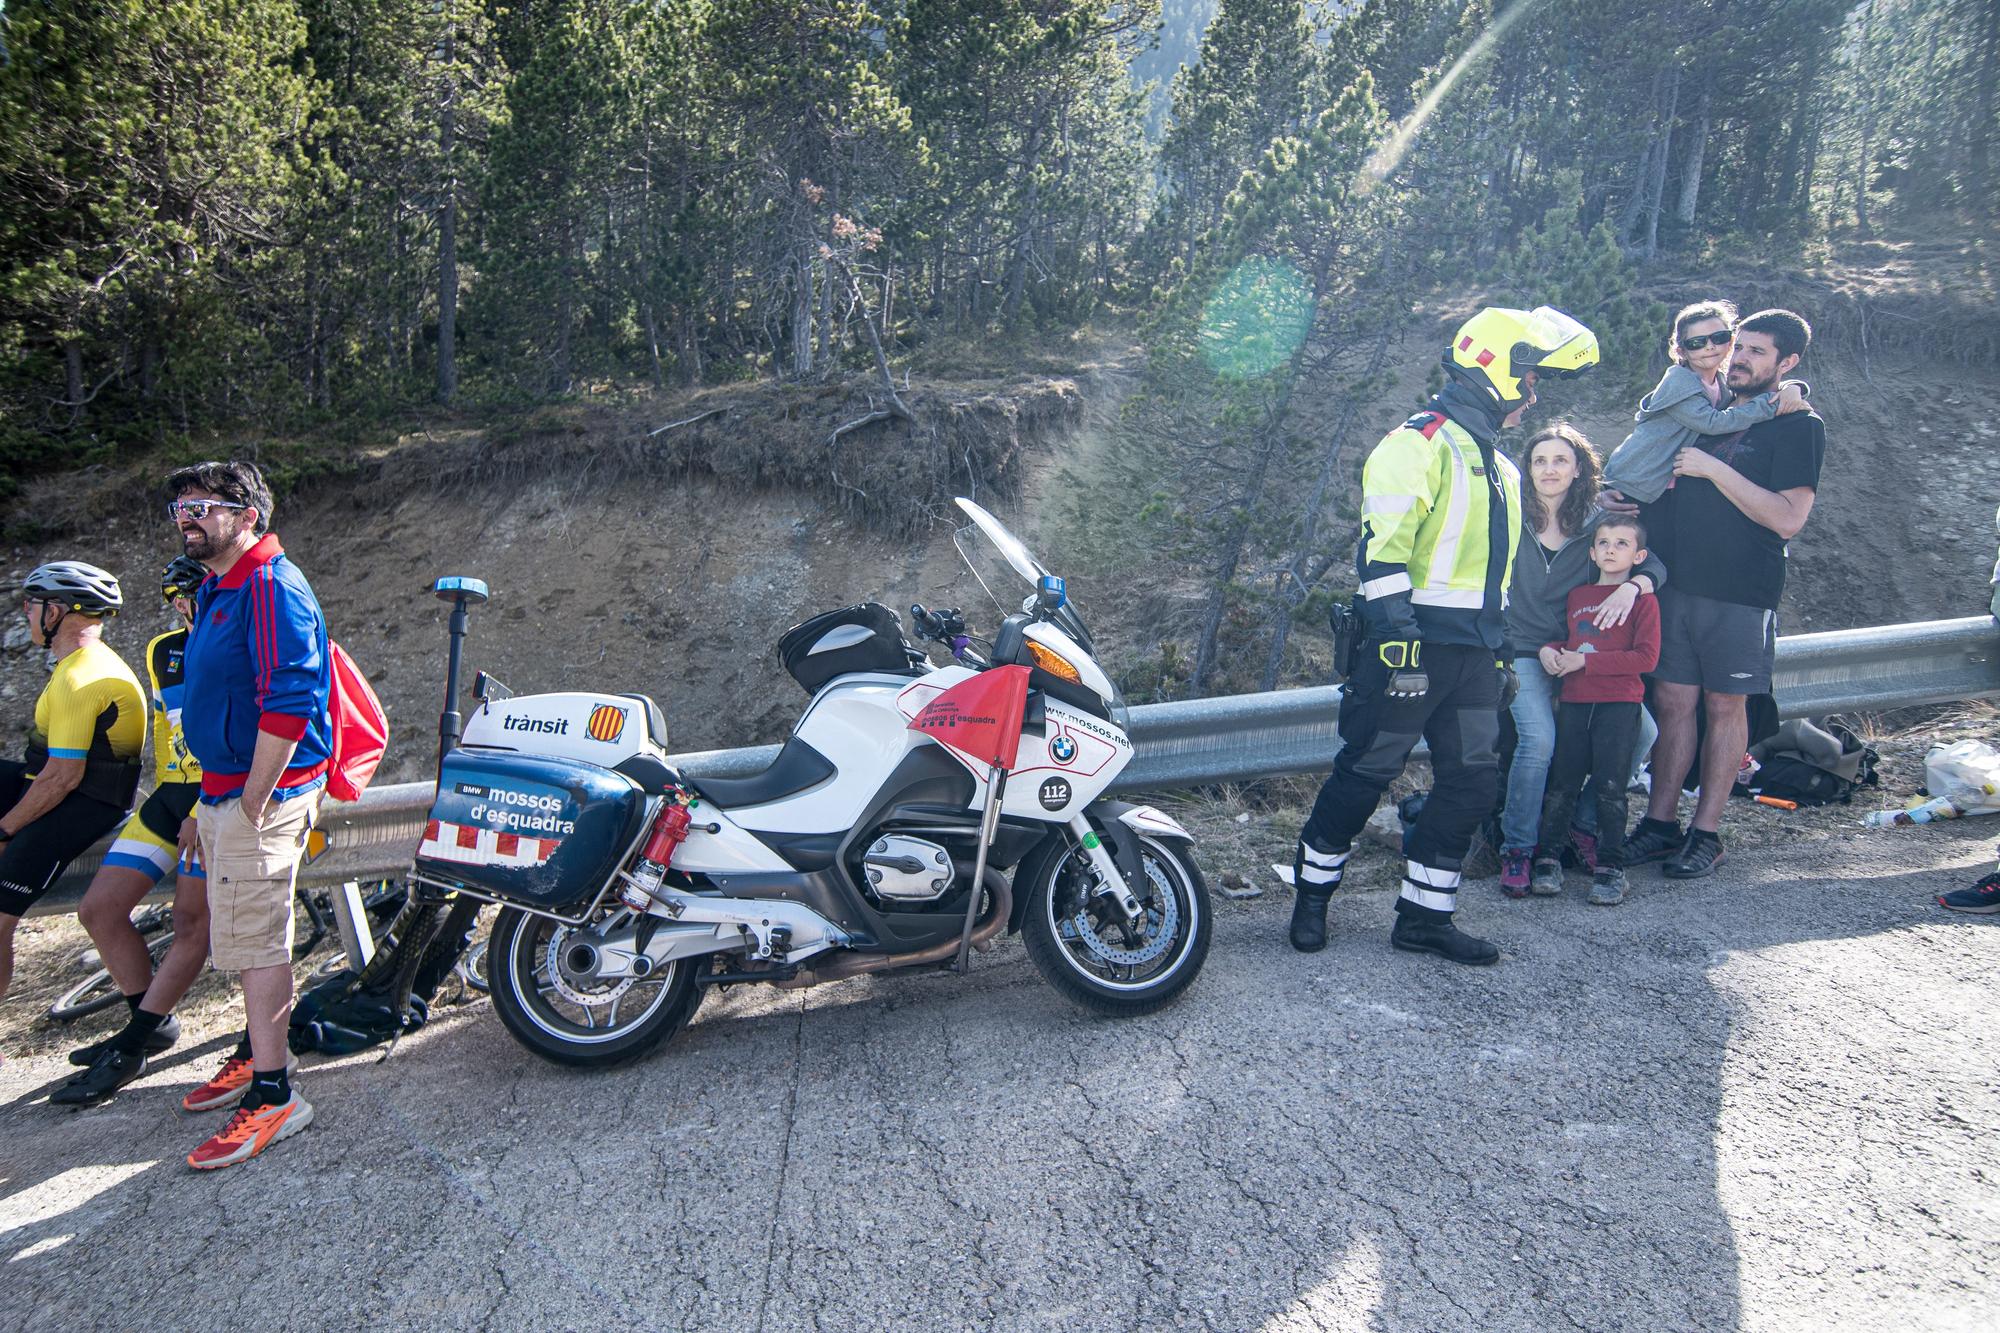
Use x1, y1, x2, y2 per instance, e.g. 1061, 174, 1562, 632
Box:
102, 783, 205, 885
0, 760, 129, 917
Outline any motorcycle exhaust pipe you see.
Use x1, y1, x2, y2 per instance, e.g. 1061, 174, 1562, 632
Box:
773, 870, 1011, 990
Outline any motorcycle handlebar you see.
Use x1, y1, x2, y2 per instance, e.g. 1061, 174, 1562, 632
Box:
910, 603, 982, 666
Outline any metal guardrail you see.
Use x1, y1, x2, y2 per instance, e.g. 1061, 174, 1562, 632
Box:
31, 615, 2000, 916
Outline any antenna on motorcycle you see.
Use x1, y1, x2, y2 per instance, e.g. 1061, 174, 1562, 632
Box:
433, 575, 489, 778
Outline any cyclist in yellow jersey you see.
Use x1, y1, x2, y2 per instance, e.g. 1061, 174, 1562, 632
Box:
58, 559, 216, 1101
0, 562, 143, 1006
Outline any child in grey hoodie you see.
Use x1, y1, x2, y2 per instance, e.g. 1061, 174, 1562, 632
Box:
1602, 299, 1808, 504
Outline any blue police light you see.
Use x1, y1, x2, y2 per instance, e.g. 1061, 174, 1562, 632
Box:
1038, 574, 1067, 608
435, 575, 490, 604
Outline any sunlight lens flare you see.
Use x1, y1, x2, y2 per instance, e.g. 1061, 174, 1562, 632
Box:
1199, 256, 1314, 380
1362, 0, 1542, 187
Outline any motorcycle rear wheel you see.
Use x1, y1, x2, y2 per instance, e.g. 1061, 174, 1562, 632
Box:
488, 906, 703, 1067
1021, 831, 1211, 1016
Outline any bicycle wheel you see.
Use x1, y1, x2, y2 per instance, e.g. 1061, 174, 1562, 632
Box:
47, 932, 174, 1022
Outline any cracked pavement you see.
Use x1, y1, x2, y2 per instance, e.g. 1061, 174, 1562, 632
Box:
3, 821, 1996, 1332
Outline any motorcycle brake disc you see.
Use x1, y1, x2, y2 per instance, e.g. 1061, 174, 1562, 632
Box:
1066, 859, 1179, 966
542, 924, 639, 1011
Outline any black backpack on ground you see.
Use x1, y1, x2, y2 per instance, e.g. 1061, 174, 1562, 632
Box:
1748, 718, 1880, 807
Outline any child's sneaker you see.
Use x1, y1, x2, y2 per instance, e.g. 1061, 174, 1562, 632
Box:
1529, 856, 1564, 897
1566, 826, 1600, 871
1500, 849, 1532, 899
1938, 871, 2000, 913
1588, 867, 1628, 906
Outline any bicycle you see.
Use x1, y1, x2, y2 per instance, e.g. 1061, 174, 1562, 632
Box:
46, 879, 409, 1022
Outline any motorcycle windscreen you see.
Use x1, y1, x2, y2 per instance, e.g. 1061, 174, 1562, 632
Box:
415, 749, 647, 911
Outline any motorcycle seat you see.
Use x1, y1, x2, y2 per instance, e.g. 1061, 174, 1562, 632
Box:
686, 735, 837, 811
613, 753, 682, 796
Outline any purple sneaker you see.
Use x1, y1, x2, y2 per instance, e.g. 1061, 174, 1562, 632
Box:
1567, 827, 1600, 872
1500, 849, 1532, 899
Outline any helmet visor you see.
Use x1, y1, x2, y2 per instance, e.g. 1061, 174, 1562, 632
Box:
1520, 306, 1599, 378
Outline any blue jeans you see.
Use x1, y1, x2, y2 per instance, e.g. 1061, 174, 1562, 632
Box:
1499, 656, 1658, 851
1501, 657, 1561, 851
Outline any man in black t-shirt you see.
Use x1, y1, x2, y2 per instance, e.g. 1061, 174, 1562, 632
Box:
1625, 309, 1825, 879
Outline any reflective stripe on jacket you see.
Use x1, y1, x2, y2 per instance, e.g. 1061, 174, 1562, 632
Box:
1355, 410, 1521, 650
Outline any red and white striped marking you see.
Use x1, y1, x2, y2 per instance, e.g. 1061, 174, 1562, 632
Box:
419, 819, 562, 869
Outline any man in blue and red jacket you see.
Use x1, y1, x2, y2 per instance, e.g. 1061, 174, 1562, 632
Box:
166, 459, 329, 1169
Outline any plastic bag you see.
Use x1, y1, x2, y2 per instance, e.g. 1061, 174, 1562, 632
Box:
1923, 739, 2000, 813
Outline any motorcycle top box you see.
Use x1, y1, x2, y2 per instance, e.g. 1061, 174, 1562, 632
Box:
460, 690, 668, 767
414, 748, 648, 913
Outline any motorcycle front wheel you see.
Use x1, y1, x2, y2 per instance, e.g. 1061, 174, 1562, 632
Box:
1022, 831, 1211, 1017
488, 906, 703, 1067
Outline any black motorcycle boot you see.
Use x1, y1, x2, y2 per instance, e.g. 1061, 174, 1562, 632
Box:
1289, 888, 1334, 952
1390, 908, 1500, 966
1288, 838, 1348, 952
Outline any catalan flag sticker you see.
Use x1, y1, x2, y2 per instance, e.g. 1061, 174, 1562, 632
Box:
587, 704, 628, 743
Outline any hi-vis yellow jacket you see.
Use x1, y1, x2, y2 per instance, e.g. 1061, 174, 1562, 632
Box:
1355, 408, 1521, 650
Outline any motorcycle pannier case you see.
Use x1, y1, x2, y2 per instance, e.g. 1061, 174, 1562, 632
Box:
777, 602, 920, 693
414, 749, 647, 912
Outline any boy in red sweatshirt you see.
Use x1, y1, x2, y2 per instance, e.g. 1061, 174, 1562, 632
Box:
1530, 516, 1662, 905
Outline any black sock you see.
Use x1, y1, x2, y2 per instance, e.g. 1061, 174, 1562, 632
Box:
1639, 816, 1681, 835
231, 1033, 253, 1061
123, 992, 147, 1018
246, 1067, 290, 1106
110, 1007, 169, 1055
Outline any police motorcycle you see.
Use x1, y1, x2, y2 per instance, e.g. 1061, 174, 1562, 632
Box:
403, 499, 1210, 1066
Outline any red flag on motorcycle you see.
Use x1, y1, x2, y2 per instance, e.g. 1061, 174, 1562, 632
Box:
908, 665, 1031, 771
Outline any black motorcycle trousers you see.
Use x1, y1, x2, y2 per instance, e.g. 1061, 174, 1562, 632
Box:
1299, 642, 1503, 920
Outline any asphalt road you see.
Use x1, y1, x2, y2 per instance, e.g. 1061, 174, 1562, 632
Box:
4, 821, 1996, 1333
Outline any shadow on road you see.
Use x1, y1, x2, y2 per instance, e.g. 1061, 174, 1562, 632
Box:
3, 826, 1995, 1332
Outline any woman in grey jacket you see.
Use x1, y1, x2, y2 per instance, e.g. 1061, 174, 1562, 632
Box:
1497, 425, 1668, 894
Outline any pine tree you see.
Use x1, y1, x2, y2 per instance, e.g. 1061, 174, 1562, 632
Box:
0, 0, 322, 454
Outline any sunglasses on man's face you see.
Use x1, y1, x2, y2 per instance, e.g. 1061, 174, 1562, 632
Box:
1678, 329, 1735, 352
166, 499, 247, 521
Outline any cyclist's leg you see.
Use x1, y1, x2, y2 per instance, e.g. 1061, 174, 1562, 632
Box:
142, 861, 211, 1015
1, 788, 126, 1000
83, 805, 184, 993
79, 873, 167, 997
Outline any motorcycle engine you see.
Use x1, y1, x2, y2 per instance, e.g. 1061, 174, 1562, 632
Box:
861, 835, 955, 903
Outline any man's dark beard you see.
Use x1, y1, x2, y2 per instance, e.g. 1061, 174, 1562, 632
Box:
182, 526, 220, 561
1728, 368, 1779, 399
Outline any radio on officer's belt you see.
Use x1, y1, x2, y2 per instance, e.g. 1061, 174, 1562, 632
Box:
1328, 598, 1363, 682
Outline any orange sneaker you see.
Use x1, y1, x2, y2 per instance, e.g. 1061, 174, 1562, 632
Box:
182, 1052, 298, 1113
186, 1090, 313, 1170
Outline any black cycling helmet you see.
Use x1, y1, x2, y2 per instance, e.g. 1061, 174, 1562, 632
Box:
24, 561, 124, 618
161, 555, 207, 603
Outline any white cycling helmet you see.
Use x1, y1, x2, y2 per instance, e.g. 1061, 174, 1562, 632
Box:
25, 560, 124, 618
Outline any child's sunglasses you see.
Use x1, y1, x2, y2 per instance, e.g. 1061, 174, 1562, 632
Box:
1677, 329, 1735, 352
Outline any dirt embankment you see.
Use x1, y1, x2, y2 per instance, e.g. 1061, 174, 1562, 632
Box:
4, 231, 1998, 784
0, 355, 1127, 784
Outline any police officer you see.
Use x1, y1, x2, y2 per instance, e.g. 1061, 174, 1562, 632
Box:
1291, 306, 1600, 964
